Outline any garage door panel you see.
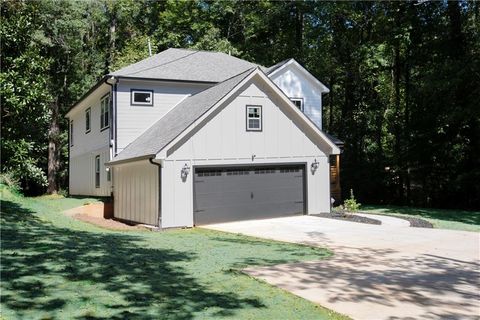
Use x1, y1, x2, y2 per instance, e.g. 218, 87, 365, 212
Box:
194, 165, 305, 225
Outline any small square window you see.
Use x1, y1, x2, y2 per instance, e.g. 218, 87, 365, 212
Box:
131, 89, 153, 106
246, 105, 262, 131
290, 98, 303, 111
85, 108, 91, 133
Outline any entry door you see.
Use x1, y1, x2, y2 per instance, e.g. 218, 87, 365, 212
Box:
194, 165, 305, 225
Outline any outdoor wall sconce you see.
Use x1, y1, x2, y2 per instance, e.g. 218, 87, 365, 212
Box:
311, 159, 319, 173
181, 163, 190, 179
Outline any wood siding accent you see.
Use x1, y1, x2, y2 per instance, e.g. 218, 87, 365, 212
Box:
330, 154, 341, 202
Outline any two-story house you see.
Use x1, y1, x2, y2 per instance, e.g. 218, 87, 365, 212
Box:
66, 48, 342, 228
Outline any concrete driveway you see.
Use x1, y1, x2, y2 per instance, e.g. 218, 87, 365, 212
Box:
205, 215, 480, 320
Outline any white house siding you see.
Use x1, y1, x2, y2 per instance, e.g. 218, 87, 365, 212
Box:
160, 82, 331, 228
68, 84, 112, 196
69, 147, 111, 196
270, 64, 324, 129
115, 79, 210, 154
113, 160, 159, 225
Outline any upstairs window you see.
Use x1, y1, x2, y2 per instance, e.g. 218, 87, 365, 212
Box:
246, 105, 262, 131
85, 108, 91, 133
100, 94, 110, 130
290, 98, 304, 111
95, 155, 100, 188
70, 121, 74, 146
131, 89, 153, 106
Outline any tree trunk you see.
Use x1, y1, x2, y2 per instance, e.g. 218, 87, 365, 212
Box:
47, 99, 60, 194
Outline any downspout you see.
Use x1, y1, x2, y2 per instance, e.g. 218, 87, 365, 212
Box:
149, 157, 162, 229
104, 76, 117, 198
103, 76, 117, 155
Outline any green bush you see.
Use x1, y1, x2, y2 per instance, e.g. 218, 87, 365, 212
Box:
0, 172, 21, 194
344, 189, 361, 212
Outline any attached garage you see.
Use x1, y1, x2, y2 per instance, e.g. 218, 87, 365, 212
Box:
193, 164, 305, 225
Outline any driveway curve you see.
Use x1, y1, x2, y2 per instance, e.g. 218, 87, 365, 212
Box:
205, 216, 480, 320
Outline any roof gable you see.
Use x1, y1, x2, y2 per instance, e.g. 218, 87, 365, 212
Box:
267, 59, 330, 93
109, 68, 339, 165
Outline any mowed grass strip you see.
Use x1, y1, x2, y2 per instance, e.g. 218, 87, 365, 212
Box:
0, 185, 347, 320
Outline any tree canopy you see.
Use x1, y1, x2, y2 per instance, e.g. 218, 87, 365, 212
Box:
1, 0, 479, 209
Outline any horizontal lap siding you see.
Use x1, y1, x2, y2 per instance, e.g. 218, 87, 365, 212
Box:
69, 147, 111, 196
116, 81, 210, 153
113, 160, 159, 225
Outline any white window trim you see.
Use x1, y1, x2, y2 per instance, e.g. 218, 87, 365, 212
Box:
100, 94, 110, 130
246, 105, 262, 131
131, 89, 154, 106
85, 108, 91, 133
290, 98, 304, 111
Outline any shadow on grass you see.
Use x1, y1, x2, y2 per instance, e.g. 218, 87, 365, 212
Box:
362, 205, 480, 225
0, 200, 264, 319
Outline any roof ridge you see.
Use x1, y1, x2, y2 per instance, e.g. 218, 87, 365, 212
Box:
119, 50, 200, 76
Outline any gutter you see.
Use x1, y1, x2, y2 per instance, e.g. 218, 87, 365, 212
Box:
149, 157, 162, 229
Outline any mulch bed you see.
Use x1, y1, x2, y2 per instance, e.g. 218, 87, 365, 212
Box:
378, 214, 433, 228
314, 212, 381, 225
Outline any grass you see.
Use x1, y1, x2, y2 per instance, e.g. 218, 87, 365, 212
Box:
0, 185, 347, 320
361, 204, 480, 232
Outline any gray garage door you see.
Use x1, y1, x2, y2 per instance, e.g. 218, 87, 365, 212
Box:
194, 165, 305, 225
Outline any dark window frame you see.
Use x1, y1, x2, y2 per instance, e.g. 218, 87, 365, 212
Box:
85, 108, 91, 133
95, 155, 100, 188
246, 105, 262, 132
100, 94, 110, 131
130, 89, 154, 106
290, 97, 304, 111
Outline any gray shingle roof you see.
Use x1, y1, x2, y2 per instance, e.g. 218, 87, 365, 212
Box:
110, 48, 263, 82
110, 68, 256, 163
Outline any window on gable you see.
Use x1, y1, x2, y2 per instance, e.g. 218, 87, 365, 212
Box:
131, 89, 153, 106
290, 98, 304, 111
85, 108, 91, 133
100, 94, 110, 130
95, 155, 100, 188
70, 120, 74, 146
246, 105, 262, 131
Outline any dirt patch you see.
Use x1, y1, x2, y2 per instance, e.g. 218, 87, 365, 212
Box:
73, 213, 141, 230
64, 203, 149, 231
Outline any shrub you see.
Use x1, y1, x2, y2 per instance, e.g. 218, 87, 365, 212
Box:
344, 189, 361, 212
0, 172, 21, 193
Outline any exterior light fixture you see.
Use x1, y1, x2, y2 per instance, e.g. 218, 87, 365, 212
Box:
311, 159, 319, 173
181, 163, 190, 179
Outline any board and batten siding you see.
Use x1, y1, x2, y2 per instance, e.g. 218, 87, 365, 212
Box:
270, 64, 324, 129
68, 83, 112, 196
115, 80, 211, 154
160, 81, 331, 228
113, 160, 159, 226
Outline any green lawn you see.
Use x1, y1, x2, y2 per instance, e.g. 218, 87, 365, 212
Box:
361, 204, 480, 232
0, 186, 347, 320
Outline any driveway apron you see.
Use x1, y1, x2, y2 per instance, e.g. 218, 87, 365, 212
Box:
205, 216, 480, 320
